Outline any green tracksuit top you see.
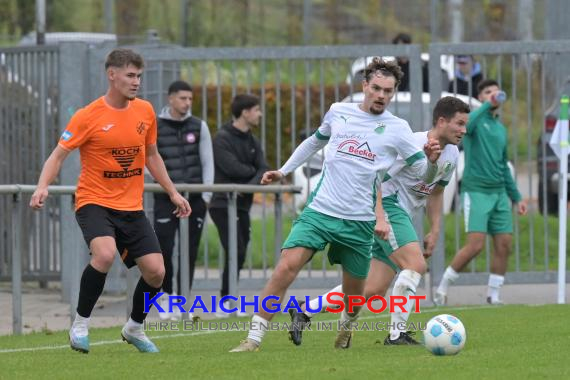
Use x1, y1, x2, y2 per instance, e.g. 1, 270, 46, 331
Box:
461, 102, 522, 203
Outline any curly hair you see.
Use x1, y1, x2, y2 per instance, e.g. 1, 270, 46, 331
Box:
363, 57, 404, 87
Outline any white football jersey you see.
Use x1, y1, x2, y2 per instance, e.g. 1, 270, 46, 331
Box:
382, 131, 459, 214
306, 102, 425, 221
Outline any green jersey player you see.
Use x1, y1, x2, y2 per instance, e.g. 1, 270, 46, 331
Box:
435, 79, 527, 306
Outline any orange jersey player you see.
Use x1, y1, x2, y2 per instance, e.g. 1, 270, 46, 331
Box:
30, 48, 191, 354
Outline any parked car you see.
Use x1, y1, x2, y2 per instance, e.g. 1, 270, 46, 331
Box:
536, 77, 570, 214
18, 32, 117, 46
293, 91, 485, 214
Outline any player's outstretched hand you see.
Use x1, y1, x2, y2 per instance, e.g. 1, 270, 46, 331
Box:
170, 193, 192, 218
261, 170, 283, 185
423, 230, 438, 258
424, 138, 442, 163
374, 219, 391, 240
30, 187, 48, 210
517, 200, 528, 216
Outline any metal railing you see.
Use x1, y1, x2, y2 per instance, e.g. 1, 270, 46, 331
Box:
428, 40, 570, 290
0, 183, 300, 335
2, 39, 570, 334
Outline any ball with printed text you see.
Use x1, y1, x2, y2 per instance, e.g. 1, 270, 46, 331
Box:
423, 314, 466, 355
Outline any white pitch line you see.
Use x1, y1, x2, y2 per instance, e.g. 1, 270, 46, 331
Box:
0, 304, 495, 354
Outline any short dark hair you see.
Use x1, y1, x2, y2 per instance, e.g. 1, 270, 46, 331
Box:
392, 32, 412, 45
363, 57, 404, 87
168, 80, 192, 94
104, 48, 144, 70
432, 96, 471, 126
477, 79, 499, 94
231, 94, 260, 119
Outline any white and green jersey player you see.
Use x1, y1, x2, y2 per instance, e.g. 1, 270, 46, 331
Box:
278, 101, 439, 279
375, 129, 459, 268
291, 96, 471, 347
287, 101, 433, 222
230, 58, 443, 353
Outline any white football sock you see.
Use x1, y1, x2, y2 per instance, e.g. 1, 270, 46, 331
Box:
247, 315, 269, 344
487, 274, 504, 302
305, 285, 343, 317
71, 313, 90, 337
125, 317, 143, 331
389, 269, 422, 340
339, 308, 359, 327
437, 266, 460, 295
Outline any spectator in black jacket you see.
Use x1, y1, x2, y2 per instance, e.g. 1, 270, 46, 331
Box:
209, 94, 268, 317
392, 32, 430, 92
448, 55, 484, 98
153, 80, 214, 320
391, 32, 454, 93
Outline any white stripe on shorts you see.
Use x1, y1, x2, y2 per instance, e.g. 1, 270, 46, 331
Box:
463, 192, 471, 233
385, 211, 399, 250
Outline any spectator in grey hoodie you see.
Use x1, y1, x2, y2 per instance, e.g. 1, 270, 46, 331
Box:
153, 80, 214, 320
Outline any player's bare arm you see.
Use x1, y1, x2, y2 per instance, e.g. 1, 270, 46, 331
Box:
424, 185, 444, 257
374, 185, 390, 240
146, 144, 192, 218
30, 146, 71, 210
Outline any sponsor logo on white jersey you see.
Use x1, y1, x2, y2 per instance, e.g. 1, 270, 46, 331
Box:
336, 140, 376, 162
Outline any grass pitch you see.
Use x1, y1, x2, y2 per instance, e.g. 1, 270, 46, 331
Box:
1, 304, 568, 379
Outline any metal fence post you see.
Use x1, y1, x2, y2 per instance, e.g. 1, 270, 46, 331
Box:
12, 192, 23, 335
227, 192, 238, 315
69, 194, 82, 325
38, 50, 49, 289
408, 45, 424, 131
179, 192, 190, 319
274, 192, 283, 266
428, 44, 445, 288
58, 42, 90, 304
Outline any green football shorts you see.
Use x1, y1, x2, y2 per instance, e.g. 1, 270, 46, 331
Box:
372, 194, 418, 272
282, 207, 375, 279
462, 191, 513, 234
371, 236, 400, 273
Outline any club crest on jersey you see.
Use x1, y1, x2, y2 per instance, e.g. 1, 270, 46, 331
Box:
136, 122, 147, 135
336, 140, 376, 162
374, 123, 386, 134
442, 162, 454, 175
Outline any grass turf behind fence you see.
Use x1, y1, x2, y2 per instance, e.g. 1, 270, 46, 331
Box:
197, 213, 569, 272
1, 305, 568, 379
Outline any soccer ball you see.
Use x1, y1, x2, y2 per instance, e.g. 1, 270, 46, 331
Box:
423, 314, 466, 355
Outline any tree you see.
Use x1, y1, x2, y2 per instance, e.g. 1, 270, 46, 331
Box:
116, 0, 149, 43
16, 0, 35, 36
